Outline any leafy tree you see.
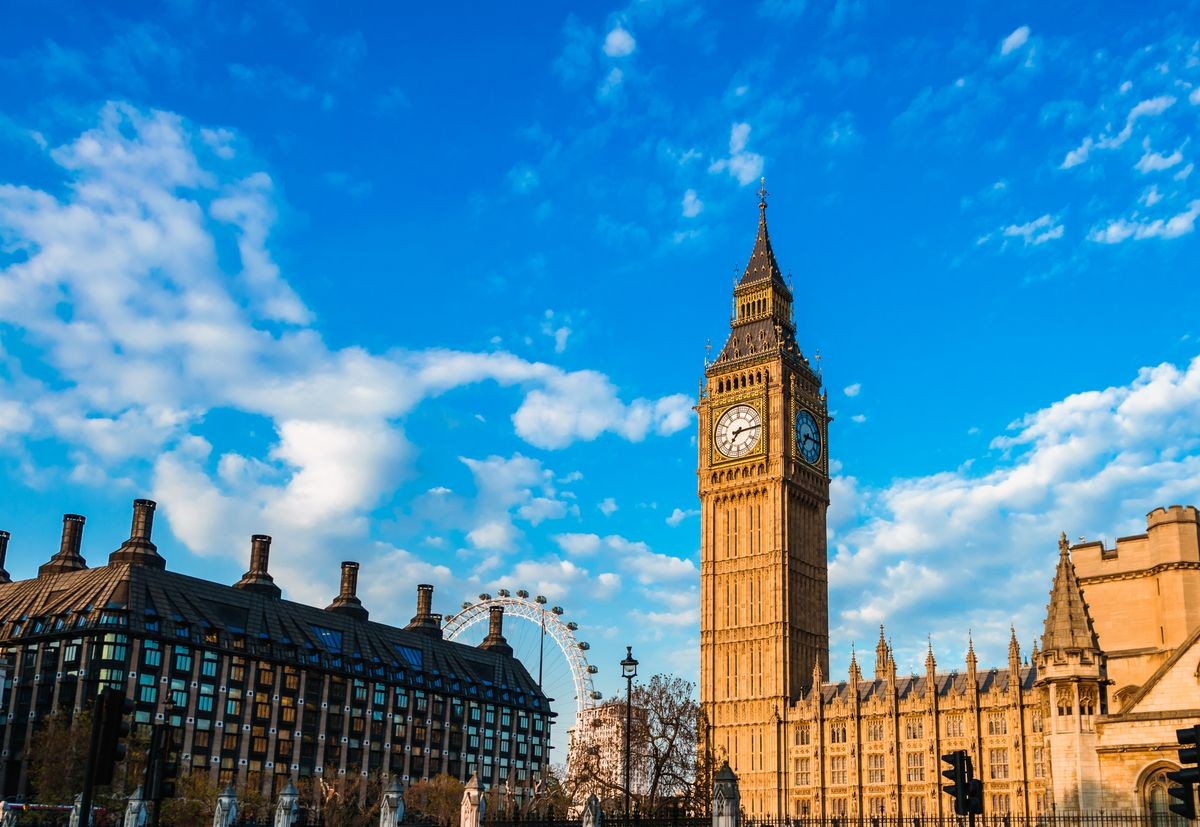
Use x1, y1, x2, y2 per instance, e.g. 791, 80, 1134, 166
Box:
26, 708, 91, 804
406, 773, 465, 826
157, 769, 222, 827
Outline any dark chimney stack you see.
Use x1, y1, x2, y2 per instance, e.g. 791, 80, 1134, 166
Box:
479, 605, 513, 656
108, 499, 166, 569
233, 534, 281, 598
0, 530, 10, 584
404, 583, 443, 638
325, 561, 368, 622
38, 514, 88, 577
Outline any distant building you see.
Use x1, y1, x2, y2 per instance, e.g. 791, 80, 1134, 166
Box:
697, 191, 1200, 818
0, 500, 551, 799
567, 700, 647, 803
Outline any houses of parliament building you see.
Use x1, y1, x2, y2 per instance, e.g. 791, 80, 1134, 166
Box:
698, 188, 1200, 820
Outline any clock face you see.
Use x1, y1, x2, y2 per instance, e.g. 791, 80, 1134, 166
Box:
796, 408, 822, 464
714, 404, 762, 458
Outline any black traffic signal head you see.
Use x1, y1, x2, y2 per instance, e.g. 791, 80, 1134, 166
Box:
1167, 769, 1197, 820
966, 778, 984, 816
1179, 726, 1200, 768
941, 751, 969, 816
145, 724, 179, 801
1169, 726, 1200, 820
93, 686, 135, 786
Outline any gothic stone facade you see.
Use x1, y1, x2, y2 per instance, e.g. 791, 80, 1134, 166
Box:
0, 501, 551, 800
698, 196, 1200, 819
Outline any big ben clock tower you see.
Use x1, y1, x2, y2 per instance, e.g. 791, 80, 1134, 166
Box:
698, 184, 830, 817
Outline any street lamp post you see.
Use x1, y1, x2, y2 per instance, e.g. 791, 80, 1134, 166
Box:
621, 645, 639, 823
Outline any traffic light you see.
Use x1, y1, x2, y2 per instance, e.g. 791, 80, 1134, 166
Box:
941, 750, 969, 816
1168, 725, 1200, 820
967, 777, 984, 816
93, 686, 134, 786
145, 723, 179, 801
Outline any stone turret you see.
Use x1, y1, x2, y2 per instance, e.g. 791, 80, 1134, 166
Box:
39, 514, 88, 576
1036, 532, 1106, 812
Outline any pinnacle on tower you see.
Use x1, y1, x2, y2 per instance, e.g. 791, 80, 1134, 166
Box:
966, 632, 978, 672
740, 177, 785, 287
874, 624, 889, 679
925, 637, 937, 674
1042, 532, 1101, 652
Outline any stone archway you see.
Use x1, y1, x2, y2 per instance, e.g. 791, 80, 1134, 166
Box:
1139, 763, 1187, 826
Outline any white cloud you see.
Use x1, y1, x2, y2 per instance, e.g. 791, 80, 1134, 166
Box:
666, 507, 699, 527
1001, 214, 1064, 246
512, 370, 692, 450
602, 25, 636, 58
1135, 141, 1184, 173
540, 309, 571, 353
681, 188, 703, 218
1191, 87, 1200, 105
1141, 186, 1163, 207
552, 532, 696, 585
0, 104, 692, 616
1089, 200, 1200, 244
851, 414, 867, 424
828, 356, 1200, 664
844, 383, 861, 397
598, 497, 618, 516
1062, 96, 1177, 169
1061, 137, 1093, 169
708, 123, 765, 185
999, 26, 1030, 56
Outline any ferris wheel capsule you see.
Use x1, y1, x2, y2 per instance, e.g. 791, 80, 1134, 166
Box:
497, 588, 511, 597
517, 589, 530, 599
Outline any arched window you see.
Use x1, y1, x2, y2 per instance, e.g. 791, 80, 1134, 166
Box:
1056, 687, 1073, 717
1143, 766, 1188, 825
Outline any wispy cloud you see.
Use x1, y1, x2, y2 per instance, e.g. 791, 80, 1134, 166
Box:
709, 122, 764, 185
1089, 200, 1200, 244
999, 26, 1030, 57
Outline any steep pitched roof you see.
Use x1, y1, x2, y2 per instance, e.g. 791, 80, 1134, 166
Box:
1042, 532, 1101, 652
739, 198, 785, 287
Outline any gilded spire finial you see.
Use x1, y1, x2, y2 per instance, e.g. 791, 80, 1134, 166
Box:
758, 176, 769, 210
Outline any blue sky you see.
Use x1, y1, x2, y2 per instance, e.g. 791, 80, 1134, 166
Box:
3, 0, 1200, 760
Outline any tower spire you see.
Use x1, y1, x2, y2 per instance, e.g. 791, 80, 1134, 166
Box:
874, 624, 889, 679
1042, 532, 1100, 652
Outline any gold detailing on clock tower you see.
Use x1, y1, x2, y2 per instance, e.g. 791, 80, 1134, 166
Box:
698, 192, 830, 817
